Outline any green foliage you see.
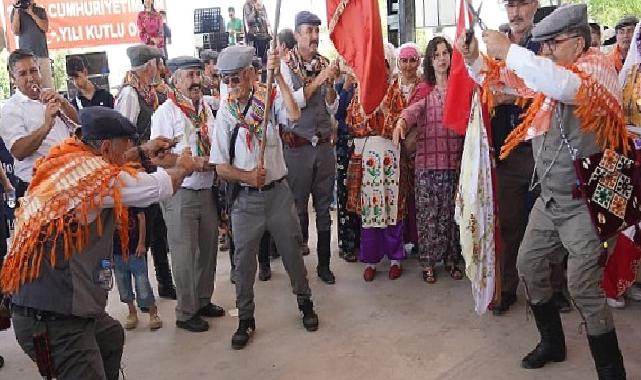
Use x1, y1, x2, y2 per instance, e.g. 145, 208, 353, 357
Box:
0, 50, 9, 99
570, 0, 641, 27
51, 50, 70, 92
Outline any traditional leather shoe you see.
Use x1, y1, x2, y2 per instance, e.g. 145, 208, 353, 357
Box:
258, 265, 272, 281
298, 299, 319, 332
176, 315, 209, 333
231, 318, 256, 350
493, 292, 517, 316
317, 266, 336, 284
199, 303, 225, 318
552, 292, 572, 314
158, 284, 177, 300
363, 267, 376, 282
388, 264, 402, 280
521, 300, 566, 369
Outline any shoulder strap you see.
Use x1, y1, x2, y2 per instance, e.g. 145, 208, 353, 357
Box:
228, 95, 253, 165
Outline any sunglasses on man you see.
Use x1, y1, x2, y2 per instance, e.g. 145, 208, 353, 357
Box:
221, 74, 242, 85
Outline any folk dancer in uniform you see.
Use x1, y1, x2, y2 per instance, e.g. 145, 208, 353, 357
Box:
151, 56, 224, 333
115, 44, 176, 300
280, 11, 340, 284
210, 46, 319, 350
460, 4, 627, 377
1, 107, 197, 379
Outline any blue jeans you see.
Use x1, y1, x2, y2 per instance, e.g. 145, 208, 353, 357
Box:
114, 255, 155, 308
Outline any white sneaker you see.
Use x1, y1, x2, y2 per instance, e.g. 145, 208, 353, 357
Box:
625, 285, 641, 302
606, 297, 626, 309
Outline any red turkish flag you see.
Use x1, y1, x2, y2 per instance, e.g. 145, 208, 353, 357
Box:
327, 0, 387, 115
443, 0, 476, 135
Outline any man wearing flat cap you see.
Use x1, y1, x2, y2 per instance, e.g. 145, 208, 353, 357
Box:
460, 4, 627, 378
280, 11, 340, 284
210, 45, 319, 350
2, 106, 197, 379
491, 0, 571, 317
116, 44, 177, 300
609, 15, 639, 73
151, 56, 224, 332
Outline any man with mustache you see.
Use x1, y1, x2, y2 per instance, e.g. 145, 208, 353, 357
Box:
0, 49, 77, 201
609, 15, 639, 73
280, 11, 340, 284
491, 0, 570, 316
116, 44, 177, 301
150, 56, 222, 333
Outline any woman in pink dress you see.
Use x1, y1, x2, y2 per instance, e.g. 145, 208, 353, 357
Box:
137, 0, 165, 50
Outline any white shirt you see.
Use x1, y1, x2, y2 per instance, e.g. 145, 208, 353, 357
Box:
115, 86, 140, 125
467, 44, 582, 104
87, 168, 173, 223
0, 90, 72, 183
210, 95, 289, 185
151, 97, 215, 190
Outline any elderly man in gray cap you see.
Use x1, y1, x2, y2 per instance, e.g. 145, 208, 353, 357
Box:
609, 15, 639, 73
5, 106, 197, 380
460, 4, 627, 378
210, 45, 319, 350
280, 11, 340, 284
151, 56, 223, 333
115, 44, 177, 301
492, 0, 571, 317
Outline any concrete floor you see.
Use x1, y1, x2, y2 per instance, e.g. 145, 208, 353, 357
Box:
1, 219, 641, 380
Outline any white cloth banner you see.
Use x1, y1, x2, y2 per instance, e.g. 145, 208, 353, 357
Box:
455, 91, 496, 315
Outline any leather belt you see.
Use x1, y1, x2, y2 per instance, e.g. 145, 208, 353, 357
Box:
240, 177, 284, 192
283, 132, 330, 148
11, 304, 80, 321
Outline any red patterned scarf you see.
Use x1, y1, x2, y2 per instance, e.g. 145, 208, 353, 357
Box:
168, 91, 211, 156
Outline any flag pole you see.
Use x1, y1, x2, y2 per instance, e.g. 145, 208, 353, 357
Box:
258, 0, 282, 170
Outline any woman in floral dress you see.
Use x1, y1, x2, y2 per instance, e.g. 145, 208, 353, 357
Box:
137, 0, 165, 51
394, 37, 464, 284
347, 44, 408, 281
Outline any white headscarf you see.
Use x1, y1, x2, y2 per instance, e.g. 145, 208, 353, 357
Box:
619, 21, 641, 87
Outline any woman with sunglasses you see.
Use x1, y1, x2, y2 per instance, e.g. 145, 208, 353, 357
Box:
393, 36, 464, 284
396, 43, 432, 258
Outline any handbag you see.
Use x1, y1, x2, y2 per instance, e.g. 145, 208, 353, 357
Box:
572, 137, 641, 242
346, 138, 368, 213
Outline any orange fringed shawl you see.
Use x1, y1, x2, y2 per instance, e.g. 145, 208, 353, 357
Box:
0, 138, 138, 293
479, 48, 628, 160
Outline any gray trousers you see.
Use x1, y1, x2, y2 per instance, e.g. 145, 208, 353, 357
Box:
231, 180, 312, 320
517, 198, 615, 335
163, 188, 218, 321
284, 144, 336, 240
496, 145, 567, 295
13, 313, 124, 380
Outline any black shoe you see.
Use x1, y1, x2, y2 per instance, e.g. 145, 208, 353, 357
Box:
587, 329, 626, 380
552, 292, 572, 314
231, 318, 256, 350
199, 303, 225, 318
317, 266, 336, 284
521, 300, 566, 369
176, 315, 209, 332
158, 284, 177, 300
258, 265, 272, 281
493, 292, 517, 316
298, 299, 319, 332
342, 252, 358, 263
301, 246, 310, 256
